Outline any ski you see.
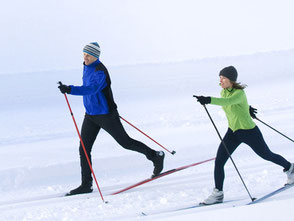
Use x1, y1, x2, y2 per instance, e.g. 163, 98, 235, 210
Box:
110, 157, 215, 195
141, 204, 204, 216
141, 199, 246, 216
140, 183, 294, 216
248, 183, 294, 205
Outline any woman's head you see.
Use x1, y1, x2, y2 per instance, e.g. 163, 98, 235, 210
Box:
219, 66, 238, 82
219, 66, 246, 89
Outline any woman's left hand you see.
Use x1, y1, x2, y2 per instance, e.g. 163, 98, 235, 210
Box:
249, 105, 257, 119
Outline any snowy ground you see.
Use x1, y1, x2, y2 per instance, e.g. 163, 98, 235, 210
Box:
0, 50, 294, 220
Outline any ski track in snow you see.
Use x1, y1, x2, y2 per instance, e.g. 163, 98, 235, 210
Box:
0, 50, 294, 220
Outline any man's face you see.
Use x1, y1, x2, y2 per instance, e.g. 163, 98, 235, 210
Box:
83, 53, 97, 65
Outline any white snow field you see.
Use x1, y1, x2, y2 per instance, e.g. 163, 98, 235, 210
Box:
0, 50, 294, 220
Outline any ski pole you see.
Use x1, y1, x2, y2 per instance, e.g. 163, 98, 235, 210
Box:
194, 97, 255, 202
61, 91, 106, 203
119, 116, 176, 155
255, 117, 294, 143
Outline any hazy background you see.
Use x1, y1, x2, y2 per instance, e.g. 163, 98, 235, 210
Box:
1, 0, 294, 74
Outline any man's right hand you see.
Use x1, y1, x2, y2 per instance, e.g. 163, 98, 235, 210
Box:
58, 81, 71, 94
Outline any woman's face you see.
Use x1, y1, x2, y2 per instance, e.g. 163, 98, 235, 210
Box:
219, 75, 233, 89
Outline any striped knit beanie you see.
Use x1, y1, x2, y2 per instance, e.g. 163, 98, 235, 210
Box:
83, 42, 101, 58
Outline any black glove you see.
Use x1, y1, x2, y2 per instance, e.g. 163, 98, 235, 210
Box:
58, 82, 71, 94
249, 105, 257, 119
195, 96, 211, 105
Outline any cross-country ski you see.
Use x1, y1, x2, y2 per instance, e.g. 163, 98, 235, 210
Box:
111, 158, 215, 195
248, 183, 294, 205
141, 183, 294, 217
140, 199, 247, 216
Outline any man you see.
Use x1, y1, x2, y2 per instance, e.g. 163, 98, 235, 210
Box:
58, 42, 165, 196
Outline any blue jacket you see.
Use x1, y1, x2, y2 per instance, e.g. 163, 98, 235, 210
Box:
69, 59, 117, 115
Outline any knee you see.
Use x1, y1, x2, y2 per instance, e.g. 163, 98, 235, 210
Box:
215, 157, 227, 169
118, 138, 134, 149
79, 144, 91, 156
261, 153, 276, 161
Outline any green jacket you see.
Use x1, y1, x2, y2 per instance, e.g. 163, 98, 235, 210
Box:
210, 88, 256, 132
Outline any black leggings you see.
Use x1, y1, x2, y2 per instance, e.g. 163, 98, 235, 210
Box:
79, 111, 156, 183
214, 126, 291, 191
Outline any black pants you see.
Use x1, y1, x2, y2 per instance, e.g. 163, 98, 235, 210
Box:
214, 126, 291, 191
79, 110, 156, 183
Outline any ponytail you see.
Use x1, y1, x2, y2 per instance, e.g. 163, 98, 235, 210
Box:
232, 82, 247, 89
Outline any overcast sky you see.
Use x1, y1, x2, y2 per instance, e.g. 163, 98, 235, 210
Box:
1, 0, 294, 74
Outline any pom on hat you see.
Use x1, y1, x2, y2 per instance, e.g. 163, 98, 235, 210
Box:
83, 42, 100, 58
219, 66, 238, 82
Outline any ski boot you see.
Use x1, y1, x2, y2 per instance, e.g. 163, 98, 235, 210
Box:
152, 151, 165, 178
285, 163, 294, 184
201, 188, 224, 205
66, 181, 93, 196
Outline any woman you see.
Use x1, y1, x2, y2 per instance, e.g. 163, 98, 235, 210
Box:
195, 66, 294, 205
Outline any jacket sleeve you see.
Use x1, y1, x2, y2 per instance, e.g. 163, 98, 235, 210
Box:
210, 90, 245, 106
69, 71, 107, 96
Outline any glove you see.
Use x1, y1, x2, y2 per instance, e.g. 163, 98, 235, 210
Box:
249, 105, 257, 119
58, 82, 71, 94
195, 96, 211, 105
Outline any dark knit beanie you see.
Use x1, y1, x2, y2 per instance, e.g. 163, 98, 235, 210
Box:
83, 42, 100, 58
219, 66, 238, 82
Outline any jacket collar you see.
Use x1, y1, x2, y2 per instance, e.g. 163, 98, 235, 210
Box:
224, 87, 235, 93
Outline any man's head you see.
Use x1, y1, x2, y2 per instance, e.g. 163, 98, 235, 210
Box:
83, 42, 100, 65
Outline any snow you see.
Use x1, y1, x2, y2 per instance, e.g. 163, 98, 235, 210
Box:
0, 50, 294, 220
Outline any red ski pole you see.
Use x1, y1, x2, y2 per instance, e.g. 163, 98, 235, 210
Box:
62, 93, 106, 203
119, 116, 176, 155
